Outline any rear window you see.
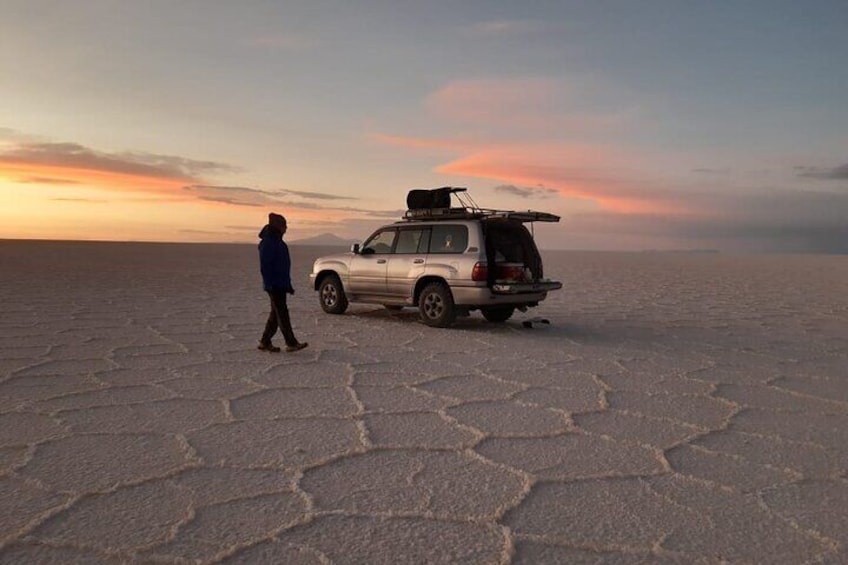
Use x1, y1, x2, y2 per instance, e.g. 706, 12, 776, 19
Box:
429, 225, 468, 254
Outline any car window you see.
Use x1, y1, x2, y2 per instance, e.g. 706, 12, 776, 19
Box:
363, 229, 397, 254
429, 225, 468, 254
395, 228, 427, 254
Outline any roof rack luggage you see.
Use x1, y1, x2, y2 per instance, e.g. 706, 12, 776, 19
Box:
402, 187, 560, 223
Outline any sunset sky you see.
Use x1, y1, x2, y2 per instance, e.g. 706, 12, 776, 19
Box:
2, 1, 847, 251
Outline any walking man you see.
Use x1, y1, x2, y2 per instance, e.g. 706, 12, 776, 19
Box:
258, 213, 308, 352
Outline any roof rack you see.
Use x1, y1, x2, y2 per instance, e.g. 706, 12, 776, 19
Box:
402, 208, 560, 222
402, 187, 560, 223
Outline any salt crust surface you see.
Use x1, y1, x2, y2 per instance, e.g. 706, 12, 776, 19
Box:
0, 241, 846, 563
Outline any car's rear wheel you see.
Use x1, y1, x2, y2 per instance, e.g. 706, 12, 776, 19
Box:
481, 306, 515, 323
418, 282, 456, 327
319, 274, 348, 314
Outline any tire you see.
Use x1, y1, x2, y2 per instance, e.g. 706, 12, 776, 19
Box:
318, 274, 348, 314
481, 306, 515, 323
418, 282, 456, 327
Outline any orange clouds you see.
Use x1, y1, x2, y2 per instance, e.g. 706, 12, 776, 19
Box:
0, 136, 403, 245
1, 161, 189, 198
375, 132, 683, 215
0, 137, 407, 233
436, 145, 690, 215
0, 141, 236, 203
374, 77, 687, 216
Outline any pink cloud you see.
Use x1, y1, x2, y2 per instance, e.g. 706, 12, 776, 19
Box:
374, 129, 700, 214
435, 144, 686, 214
373, 130, 683, 213
373, 78, 682, 215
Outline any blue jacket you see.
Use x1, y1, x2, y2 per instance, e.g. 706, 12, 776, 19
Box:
258, 224, 292, 292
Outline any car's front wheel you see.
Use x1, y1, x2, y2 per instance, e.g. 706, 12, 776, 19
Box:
319, 274, 348, 314
481, 306, 515, 323
418, 282, 456, 327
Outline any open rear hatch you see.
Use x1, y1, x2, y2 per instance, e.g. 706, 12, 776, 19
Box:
482, 218, 562, 294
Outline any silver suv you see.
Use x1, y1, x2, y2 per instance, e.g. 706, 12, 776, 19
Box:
309, 188, 562, 327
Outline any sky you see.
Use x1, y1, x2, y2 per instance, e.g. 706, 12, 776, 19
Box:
2, 0, 847, 252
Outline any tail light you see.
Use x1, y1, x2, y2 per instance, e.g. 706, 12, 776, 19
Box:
472, 263, 530, 282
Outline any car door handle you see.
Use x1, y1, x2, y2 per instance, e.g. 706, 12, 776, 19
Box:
377, 259, 387, 264
413, 259, 424, 264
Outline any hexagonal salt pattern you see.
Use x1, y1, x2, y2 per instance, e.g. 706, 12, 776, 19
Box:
1, 243, 846, 563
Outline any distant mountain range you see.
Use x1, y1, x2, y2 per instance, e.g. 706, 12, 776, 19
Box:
289, 232, 353, 246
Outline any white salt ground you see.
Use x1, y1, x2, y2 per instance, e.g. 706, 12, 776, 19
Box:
0, 241, 846, 564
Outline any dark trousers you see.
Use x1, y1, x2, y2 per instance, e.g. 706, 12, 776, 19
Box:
261, 290, 298, 346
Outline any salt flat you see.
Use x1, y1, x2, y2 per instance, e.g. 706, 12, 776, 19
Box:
0, 241, 846, 564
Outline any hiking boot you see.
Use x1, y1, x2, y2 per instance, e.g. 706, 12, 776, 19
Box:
285, 342, 309, 352
257, 341, 281, 353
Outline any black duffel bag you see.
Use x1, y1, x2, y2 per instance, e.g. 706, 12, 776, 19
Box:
407, 187, 452, 210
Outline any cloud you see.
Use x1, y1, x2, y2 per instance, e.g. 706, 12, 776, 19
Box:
796, 163, 848, 180
185, 184, 356, 207
50, 197, 108, 203
18, 176, 80, 184
315, 204, 405, 218
1, 136, 355, 210
374, 130, 690, 214
374, 78, 655, 212
282, 189, 356, 201
562, 188, 848, 253
0, 127, 30, 142
0, 141, 237, 181
184, 185, 283, 207
0, 138, 247, 207
432, 142, 684, 214
493, 184, 558, 198
375, 130, 848, 252
691, 168, 731, 175
183, 184, 400, 217
196, 195, 262, 207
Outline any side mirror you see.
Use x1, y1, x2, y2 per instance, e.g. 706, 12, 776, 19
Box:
351, 243, 360, 254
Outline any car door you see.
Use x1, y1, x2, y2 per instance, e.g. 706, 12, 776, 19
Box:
348, 228, 396, 295
386, 227, 430, 299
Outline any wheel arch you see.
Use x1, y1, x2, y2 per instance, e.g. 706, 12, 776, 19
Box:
413, 276, 450, 305
314, 269, 342, 291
